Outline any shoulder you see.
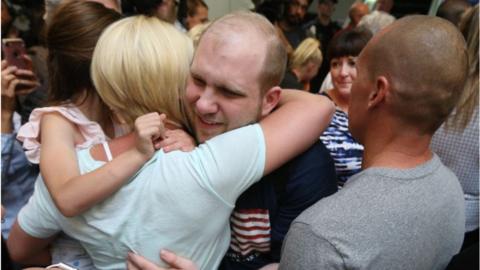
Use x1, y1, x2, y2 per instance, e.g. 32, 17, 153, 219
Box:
40, 111, 80, 141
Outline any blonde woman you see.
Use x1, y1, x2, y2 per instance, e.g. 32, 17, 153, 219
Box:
187, 22, 210, 48
281, 37, 322, 91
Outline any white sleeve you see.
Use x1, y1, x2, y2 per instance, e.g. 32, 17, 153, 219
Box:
17, 176, 62, 238
190, 124, 266, 206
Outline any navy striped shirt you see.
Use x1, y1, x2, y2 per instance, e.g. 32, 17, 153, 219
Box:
320, 108, 363, 186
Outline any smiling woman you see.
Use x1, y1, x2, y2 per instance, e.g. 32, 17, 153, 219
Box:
319, 26, 372, 187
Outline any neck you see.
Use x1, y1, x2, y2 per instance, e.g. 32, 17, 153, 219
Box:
361, 120, 433, 170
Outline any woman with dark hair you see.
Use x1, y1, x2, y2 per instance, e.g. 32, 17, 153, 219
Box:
320, 27, 372, 187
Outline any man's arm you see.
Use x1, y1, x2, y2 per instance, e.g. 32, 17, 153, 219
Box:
279, 222, 345, 270
7, 220, 55, 266
261, 89, 334, 176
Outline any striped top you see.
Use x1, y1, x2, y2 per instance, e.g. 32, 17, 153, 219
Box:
320, 107, 364, 187
229, 209, 271, 256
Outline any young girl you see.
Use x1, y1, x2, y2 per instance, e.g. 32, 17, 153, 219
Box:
15, 1, 175, 268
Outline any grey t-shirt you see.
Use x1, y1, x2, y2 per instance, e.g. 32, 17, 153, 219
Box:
280, 154, 465, 270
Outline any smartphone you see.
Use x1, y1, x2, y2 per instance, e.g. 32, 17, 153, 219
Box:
2, 38, 29, 70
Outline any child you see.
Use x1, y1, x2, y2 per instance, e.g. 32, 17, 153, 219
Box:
15, 2, 175, 268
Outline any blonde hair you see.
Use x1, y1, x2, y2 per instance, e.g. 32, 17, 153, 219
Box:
187, 22, 210, 48
446, 5, 479, 130
91, 15, 194, 129
289, 37, 322, 70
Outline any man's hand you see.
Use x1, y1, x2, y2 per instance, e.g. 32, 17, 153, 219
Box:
158, 129, 196, 153
126, 250, 198, 270
133, 113, 166, 160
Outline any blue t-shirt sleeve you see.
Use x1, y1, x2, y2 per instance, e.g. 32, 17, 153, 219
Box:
17, 178, 61, 238
190, 124, 266, 206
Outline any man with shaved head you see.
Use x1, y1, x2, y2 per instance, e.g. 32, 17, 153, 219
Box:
280, 15, 468, 270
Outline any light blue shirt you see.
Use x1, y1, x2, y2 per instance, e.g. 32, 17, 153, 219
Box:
18, 124, 265, 270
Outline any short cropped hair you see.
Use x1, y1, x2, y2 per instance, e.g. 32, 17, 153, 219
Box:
202, 11, 287, 93
364, 15, 468, 133
92, 16, 194, 129
289, 37, 322, 69
327, 27, 373, 62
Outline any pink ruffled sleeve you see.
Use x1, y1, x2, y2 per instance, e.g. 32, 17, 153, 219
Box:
17, 106, 108, 164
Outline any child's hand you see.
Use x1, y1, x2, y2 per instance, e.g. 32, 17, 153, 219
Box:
134, 113, 166, 160
158, 129, 196, 153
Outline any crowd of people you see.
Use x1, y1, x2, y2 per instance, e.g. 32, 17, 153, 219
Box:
1, 0, 478, 269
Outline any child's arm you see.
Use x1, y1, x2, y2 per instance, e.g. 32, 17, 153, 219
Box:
91, 127, 196, 161
40, 112, 164, 217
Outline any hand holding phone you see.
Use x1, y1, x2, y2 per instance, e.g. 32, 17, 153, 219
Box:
2, 38, 30, 70
1, 60, 39, 97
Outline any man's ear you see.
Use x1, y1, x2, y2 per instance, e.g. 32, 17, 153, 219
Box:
261, 86, 282, 117
368, 76, 388, 109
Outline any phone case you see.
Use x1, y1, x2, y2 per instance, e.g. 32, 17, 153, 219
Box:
2, 38, 28, 69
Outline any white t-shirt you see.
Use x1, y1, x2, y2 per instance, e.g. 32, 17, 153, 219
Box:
18, 124, 266, 270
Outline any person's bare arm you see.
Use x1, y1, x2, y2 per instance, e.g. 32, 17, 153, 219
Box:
91, 128, 195, 162
40, 112, 164, 217
261, 89, 334, 175
7, 220, 54, 266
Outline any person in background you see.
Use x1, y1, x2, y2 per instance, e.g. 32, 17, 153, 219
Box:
281, 37, 322, 91
275, 0, 310, 55
304, 0, 340, 92
319, 27, 372, 187
44, 0, 121, 22
1, 55, 40, 240
374, 0, 394, 14
280, 15, 467, 270
343, 2, 369, 31
128, 0, 185, 32
183, 0, 208, 30
357, 9, 395, 35
1, 4, 42, 269
432, 5, 479, 269
437, 0, 471, 26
